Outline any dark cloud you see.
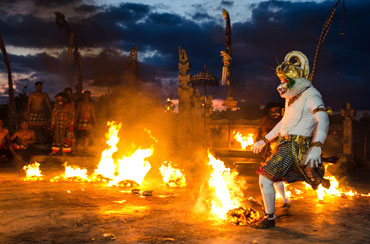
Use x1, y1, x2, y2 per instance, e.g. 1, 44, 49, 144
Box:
0, 0, 82, 8
220, 0, 234, 7
75, 4, 100, 13
192, 12, 214, 21
228, 0, 370, 109
0, 0, 369, 110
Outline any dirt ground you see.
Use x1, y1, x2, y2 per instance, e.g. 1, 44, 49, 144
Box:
0, 161, 370, 244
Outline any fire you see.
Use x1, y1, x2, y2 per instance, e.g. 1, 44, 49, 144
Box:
50, 162, 90, 182
23, 162, 43, 181
89, 121, 154, 187
159, 161, 186, 187
107, 148, 153, 187
92, 121, 122, 181
207, 152, 261, 225
284, 168, 370, 201
233, 131, 254, 150
208, 152, 243, 219
144, 128, 158, 143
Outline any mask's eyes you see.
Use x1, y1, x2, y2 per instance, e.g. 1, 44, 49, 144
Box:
277, 74, 287, 84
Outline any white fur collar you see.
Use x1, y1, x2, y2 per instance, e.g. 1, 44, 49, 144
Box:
280, 79, 321, 136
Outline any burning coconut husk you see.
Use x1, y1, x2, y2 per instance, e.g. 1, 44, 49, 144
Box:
226, 207, 260, 226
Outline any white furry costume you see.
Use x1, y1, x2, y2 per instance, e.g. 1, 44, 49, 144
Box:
252, 51, 329, 220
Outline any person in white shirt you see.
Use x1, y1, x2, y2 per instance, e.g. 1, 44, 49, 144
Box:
251, 51, 329, 229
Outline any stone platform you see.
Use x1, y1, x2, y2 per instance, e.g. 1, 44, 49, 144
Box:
211, 149, 260, 164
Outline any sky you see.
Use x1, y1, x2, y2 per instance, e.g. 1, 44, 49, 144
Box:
0, 0, 369, 110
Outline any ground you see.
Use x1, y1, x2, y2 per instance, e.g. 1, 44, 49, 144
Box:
0, 158, 370, 244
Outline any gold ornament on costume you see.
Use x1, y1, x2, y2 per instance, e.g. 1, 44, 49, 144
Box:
276, 51, 310, 80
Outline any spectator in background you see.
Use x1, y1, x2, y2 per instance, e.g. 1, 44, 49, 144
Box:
10, 121, 36, 164
64, 87, 76, 108
72, 83, 83, 105
76, 91, 96, 153
0, 119, 12, 162
27, 81, 52, 144
50, 92, 75, 155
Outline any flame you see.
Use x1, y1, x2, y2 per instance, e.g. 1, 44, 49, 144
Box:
92, 121, 122, 181
90, 121, 154, 187
108, 148, 153, 187
23, 162, 43, 181
159, 161, 186, 187
284, 168, 370, 200
208, 152, 242, 219
50, 162, 90, 182
233, 131, 254, 150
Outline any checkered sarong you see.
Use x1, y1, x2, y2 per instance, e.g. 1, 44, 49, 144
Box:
258, 135, 325, 190
78, 118, 92, 130
28, 110, 46, 126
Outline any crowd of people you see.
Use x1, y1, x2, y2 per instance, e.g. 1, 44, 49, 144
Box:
0, 82, 96, 165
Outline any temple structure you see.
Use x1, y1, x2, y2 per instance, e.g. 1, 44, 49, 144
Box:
177, 46, 213, 147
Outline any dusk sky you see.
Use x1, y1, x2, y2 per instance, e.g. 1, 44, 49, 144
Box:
0, 0, 369, 110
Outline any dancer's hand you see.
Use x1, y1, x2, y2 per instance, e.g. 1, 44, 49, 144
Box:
252, 140, 266, 154
304, 146, 322, 168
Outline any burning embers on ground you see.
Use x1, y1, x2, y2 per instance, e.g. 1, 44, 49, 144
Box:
276, 165, 370, 202
22, 121, 370, 226
24, 121, 186, 189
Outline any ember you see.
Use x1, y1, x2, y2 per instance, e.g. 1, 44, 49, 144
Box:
233, 131, 254, 150
159, 161, 186, 187
23, 162, 43, 181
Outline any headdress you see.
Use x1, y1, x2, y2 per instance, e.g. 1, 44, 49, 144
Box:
276, 51, 310, 81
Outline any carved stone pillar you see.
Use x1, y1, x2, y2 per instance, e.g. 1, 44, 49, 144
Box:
177, 46, 194, 147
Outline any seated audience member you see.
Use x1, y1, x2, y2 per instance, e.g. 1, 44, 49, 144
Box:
0, 119, 12, 162
10, 121, 36, 163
